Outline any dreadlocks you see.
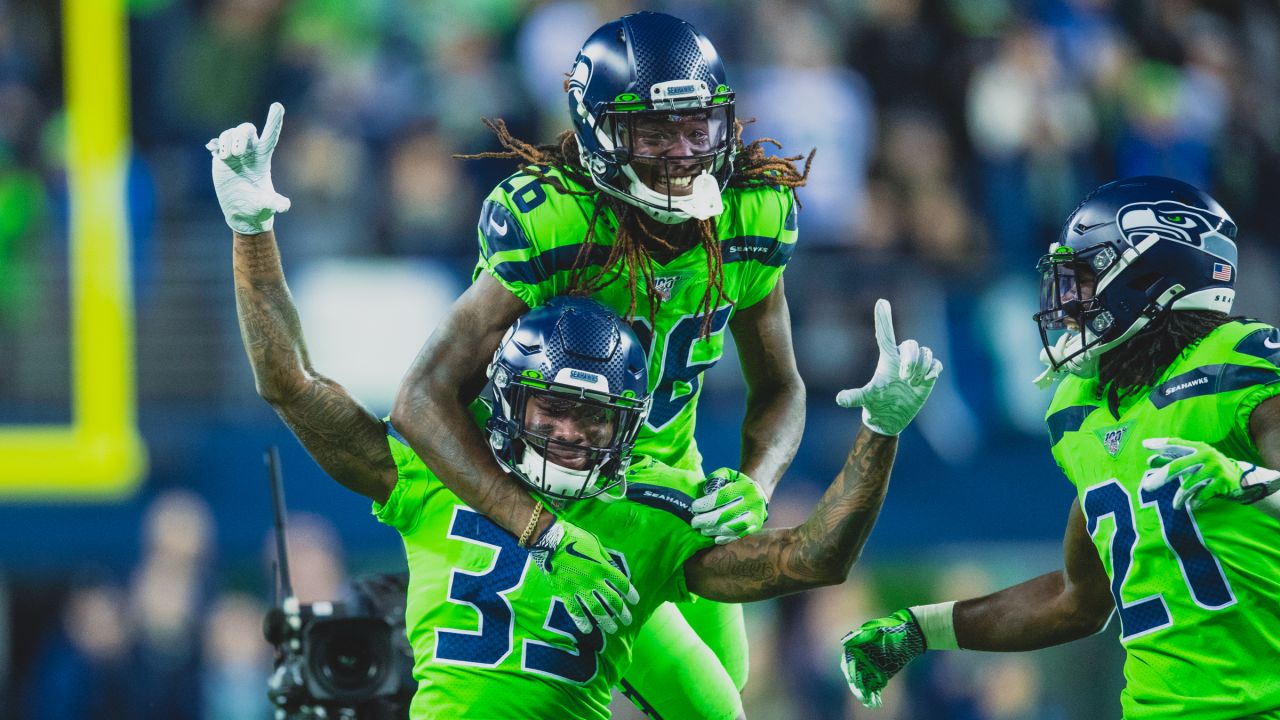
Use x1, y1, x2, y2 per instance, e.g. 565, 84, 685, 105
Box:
458, 118, 813, 336
1097, 310, 1234, 417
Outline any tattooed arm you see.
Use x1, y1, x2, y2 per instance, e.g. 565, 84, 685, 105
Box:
684, 427, 897, 602
233, 230, 397, 503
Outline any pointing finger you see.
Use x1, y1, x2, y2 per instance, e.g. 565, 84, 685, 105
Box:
872, 299, 899, 359
260, 102, 286, 155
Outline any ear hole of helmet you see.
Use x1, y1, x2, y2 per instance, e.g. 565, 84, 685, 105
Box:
1127, 271, 1163, 294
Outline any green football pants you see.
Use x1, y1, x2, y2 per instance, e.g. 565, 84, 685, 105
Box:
620, 597, 749, 719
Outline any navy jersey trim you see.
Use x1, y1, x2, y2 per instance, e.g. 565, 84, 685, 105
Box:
478, 200, 532, 258
489, 242, 614, 286
1047, 405, 1097, 446
719, 235, 793, 267
1232, 326, 1280, 366
1149, 364, 1280, 409
625, 483, 695, 524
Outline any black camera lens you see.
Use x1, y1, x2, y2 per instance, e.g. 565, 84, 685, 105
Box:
306, 617, 392, 701
322, 636, 376, 687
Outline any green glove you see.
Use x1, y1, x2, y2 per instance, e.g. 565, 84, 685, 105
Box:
1141, 437, 1280, 510
528, 516, 639, 634
690, 468, 768, 544
840, 608, 926, 709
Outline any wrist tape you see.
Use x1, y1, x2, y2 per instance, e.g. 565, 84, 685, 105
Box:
909, 601, 958, 650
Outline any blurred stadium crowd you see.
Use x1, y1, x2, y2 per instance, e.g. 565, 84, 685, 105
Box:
1, 0, 1278, 717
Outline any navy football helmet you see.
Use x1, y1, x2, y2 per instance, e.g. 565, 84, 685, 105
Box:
486, 297, 651, 500
1034, 176, 1237, 378
566, 11, 736, 224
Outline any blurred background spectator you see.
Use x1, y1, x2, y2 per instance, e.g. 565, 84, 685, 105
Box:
1, 0, 1277, 717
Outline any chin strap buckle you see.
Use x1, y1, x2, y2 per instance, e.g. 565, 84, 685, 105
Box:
684, 172, 724, 220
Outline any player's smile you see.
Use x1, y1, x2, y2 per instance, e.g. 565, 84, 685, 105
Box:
627, 113, 717, 197
631, 161, 710, 197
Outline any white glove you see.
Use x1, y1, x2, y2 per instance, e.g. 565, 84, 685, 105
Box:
207, 102, 291, 235
836, 299, 942, 436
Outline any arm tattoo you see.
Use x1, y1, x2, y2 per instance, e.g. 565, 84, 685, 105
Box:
232, 233, 395, 502
688, 428, 897, 602
272, 376, 396, 502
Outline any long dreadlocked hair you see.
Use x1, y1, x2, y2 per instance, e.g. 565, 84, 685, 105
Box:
1097, 310, 1234, 417
460, 118, 814, 337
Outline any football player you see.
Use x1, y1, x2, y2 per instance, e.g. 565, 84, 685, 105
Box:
208, 106, 942, 717
840, 177, 1280, 719
389, 11, 818, 718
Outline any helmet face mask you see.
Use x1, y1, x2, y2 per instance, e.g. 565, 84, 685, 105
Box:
1033, 177, 1238, 378
1035, 247, 1112, 374
486, 298, 651, 501
614, 107, 732, 197
567, 12, 737, 224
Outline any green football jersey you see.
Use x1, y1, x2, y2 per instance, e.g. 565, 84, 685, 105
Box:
374, 421, 716, 720
472, 166, 798, 472
1046, 320, 1280, 719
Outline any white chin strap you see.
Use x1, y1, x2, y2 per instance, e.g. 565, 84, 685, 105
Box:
618, 167, 724, 223
517, 445, 598, 499
1032, 317, 1154, 389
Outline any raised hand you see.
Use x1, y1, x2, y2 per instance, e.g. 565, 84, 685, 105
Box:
836, 299, 943, 436
690, 468, 768, 545
207, 102, 292, 234
528, 516, 640, 634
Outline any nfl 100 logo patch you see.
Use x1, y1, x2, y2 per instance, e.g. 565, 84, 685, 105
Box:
1095, 422, 1133, 457
653, 275, 680, 301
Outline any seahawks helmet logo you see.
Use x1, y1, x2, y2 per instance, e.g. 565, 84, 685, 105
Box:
1116, 201, 1234, 249
567, 55, 592, 109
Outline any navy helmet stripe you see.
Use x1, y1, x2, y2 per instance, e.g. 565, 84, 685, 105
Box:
1047, 405, 1097, 446
1149, 364, 1280, 409
626, 483, 695, 524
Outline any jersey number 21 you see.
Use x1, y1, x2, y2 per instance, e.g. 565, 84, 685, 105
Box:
1083, 478, 1236, 640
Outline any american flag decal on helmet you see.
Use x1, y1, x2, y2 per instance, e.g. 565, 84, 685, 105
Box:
1212, 262, 1233, 281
